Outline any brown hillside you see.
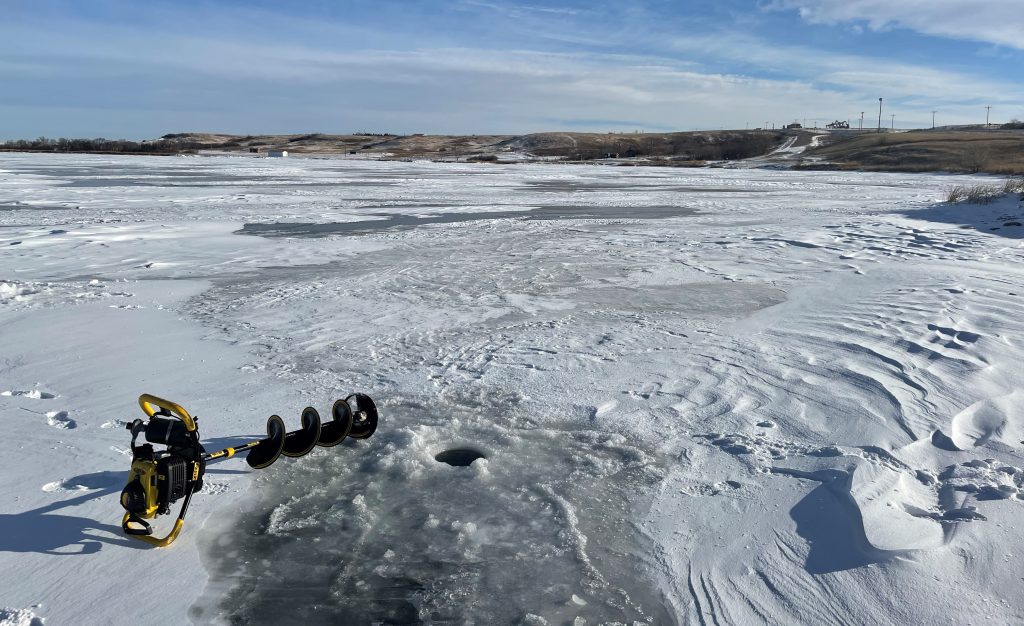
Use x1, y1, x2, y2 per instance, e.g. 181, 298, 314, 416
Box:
805, 130, 1024, 175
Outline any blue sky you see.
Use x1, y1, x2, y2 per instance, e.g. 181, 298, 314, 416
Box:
2, 0, 1022, 138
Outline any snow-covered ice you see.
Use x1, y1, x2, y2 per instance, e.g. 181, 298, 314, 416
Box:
1, 153, 1023, 624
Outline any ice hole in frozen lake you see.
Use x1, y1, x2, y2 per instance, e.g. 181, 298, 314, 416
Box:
435, 447, 486, 466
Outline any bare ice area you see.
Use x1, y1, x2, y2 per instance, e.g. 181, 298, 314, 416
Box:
2, 153, 1024, 624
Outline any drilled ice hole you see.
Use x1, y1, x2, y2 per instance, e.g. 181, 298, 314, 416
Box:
434, 448, 486, 467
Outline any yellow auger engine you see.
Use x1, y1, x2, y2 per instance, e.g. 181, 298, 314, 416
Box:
119, 393, 378, 547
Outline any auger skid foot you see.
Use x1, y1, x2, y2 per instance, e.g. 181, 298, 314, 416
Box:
119, 393, 379, 547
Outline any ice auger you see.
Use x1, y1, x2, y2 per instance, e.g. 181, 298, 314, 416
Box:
119, 393, 378, 547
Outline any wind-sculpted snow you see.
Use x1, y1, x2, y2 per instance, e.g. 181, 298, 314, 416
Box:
1, 153, 1023, 624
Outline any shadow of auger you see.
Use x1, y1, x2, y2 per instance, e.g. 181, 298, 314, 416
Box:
0, 471, 147, 555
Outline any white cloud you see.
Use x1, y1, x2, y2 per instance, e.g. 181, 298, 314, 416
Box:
670, 32, 1024, 106
770, 0, 1024, 51
459, 0, 588, 18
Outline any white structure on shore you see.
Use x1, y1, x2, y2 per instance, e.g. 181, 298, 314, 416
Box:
267, 150, 288, 157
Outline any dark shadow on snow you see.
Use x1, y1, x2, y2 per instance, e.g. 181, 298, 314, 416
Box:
785, 468, 900, 574
898, 196, 1024, 240
0, 470, 147, 554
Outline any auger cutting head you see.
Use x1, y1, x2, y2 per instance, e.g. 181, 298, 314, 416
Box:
119, 393, 378, 547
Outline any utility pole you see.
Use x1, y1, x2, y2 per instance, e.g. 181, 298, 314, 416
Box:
860, 112, 864, 130
878, 98, 883, 132
890, 114, 895, 129
932, 110, 937, 129
986, 105, 992, 126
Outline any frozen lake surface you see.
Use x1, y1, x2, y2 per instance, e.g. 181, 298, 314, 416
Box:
2, 154, 1024, 625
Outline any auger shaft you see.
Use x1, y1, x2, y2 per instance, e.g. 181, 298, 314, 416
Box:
203, 440, 262, 462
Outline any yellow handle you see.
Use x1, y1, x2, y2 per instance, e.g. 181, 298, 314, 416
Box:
122, 513, 185, 548
138, 394, 196, 432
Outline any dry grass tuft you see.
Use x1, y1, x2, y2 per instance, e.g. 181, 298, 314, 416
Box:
945, 178, 1024, 204
1003, 177, 1024, 194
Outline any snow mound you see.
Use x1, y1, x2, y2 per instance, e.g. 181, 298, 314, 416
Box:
850, 462, 945, 550
950, 391, 1023, 450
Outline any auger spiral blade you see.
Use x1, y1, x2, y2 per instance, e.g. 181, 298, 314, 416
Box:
282, 407, 322, 457
245, 414, 286, 469
345, 393, 378, 440
318, 398, 354, 447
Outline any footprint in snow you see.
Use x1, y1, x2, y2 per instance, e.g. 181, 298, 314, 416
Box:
42, 472, 119, 493
45, 411, 76, 429
1, 389, 56, 399
679, 480, 742, 497
926, 323, 980, 347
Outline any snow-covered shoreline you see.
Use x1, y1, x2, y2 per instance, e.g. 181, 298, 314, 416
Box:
2, 153, 1023, 624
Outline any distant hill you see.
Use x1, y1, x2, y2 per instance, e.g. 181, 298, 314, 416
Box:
158, 130, 784, 162
9, 127, 1023, 176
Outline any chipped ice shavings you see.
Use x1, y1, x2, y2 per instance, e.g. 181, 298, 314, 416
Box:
0, 281, 39, 302
200, 481, 231, 495
266, 497, 324, 536
0, 605, 44, 626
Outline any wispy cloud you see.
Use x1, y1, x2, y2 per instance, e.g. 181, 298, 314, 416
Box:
769, 0, 1024, 51
459, 0, 588, 18
670, 31, 1024, 106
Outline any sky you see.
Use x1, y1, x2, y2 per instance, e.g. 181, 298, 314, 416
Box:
2, 0, 1022, 139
